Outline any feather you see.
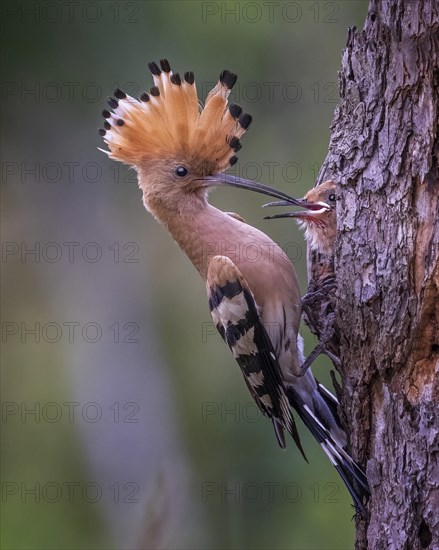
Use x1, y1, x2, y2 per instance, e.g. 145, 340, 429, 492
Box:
288, 388, 370, 516
100, 62, 248, 174
206, 255, 307, 458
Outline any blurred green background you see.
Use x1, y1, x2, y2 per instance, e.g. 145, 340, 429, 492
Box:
1, 1, 368, 549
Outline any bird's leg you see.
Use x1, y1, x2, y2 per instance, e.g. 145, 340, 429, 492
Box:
318, 311, 341, 368
299, 311, 341, 375
298, 342, 324, 375
301, 299, 320, 334
302, 277, 337, 306
322, 348, 342, 369
301, 279, 336, 333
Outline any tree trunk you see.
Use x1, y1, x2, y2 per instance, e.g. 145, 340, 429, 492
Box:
313, 1, 439, 548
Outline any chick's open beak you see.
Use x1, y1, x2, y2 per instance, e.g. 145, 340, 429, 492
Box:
262, 198, 330, 220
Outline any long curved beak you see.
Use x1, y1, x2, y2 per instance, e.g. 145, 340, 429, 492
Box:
201, 174, 304, 206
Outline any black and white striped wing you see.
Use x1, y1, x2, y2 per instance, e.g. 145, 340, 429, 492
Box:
206, 255, 306, 457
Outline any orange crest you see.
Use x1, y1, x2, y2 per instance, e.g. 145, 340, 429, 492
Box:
99, 59, 252, 173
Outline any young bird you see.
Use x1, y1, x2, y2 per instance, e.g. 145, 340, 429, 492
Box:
99, 62, 368, 514
263, 181, 341, 372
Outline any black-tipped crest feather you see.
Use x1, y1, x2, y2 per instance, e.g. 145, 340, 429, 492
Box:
99, 60, 252, 172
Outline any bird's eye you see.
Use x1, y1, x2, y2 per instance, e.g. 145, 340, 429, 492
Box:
329, 193, 336, 202
175, 166, 188, 178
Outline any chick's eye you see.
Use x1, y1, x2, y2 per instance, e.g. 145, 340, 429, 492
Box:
175, 166, 188, 178
329, 193, 336, 202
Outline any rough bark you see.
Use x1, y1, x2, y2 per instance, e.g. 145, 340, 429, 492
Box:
311, 1, 439, 548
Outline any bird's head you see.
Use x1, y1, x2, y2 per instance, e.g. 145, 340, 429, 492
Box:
263, 180, 337, 254
99, 59, 303, 213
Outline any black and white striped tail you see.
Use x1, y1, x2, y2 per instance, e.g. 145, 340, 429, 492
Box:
287, 386, 370, 516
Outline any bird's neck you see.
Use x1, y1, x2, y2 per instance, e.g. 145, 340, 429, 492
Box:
143, 192, 231, 278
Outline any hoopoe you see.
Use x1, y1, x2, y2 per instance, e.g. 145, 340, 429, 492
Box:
98, 62, 369, 514
263, 181, 341, 372
264, 179, 337, 268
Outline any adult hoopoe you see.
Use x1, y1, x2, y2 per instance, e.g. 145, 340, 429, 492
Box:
263, 181, 341, 373
98, 61, 369, 514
